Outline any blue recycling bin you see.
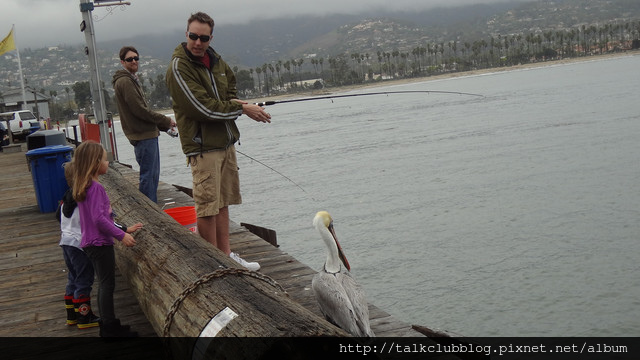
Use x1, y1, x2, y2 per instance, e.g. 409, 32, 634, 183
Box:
26, 145, 74, 213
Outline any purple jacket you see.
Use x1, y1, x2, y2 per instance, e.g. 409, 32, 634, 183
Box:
79, 180, 125, 247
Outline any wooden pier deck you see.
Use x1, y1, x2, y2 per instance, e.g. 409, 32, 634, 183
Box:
0, 143, 429, 339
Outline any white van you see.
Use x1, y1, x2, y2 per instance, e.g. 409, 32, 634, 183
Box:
0, 110, 39, 139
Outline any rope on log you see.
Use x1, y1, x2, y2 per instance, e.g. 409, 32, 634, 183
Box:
162, 268, 286, 337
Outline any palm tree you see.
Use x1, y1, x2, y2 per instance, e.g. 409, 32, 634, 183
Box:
283, 60, 292, 89
289, 59, 297, 88
391, 49, 399, 78
411, 47, 420, 75
65, 87, 71, 109
255, 67, 262, 96
261, 64, 269, 95
350, 53, 360, 80
582, 26, 589, 54
319, 57, 325, 82
296, 59, 304, 87
268, 64, 275, 94
399, 52, 408, 76
249, 68, 255, 93
275, 61, 282, 90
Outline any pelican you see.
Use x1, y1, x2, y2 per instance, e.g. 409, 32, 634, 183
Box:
311, 211, 375, 337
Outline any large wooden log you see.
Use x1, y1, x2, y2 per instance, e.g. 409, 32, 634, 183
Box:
100, 165, 347, 355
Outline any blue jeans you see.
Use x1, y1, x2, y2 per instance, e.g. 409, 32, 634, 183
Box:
61, 245, 94, 298
133, 137, 160, 203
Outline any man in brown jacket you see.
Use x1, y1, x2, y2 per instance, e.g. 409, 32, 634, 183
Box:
113, 46, 176, 202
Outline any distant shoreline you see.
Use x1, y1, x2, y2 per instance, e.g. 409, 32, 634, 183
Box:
248, 50, 638, 104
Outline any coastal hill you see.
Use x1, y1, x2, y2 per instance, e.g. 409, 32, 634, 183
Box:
1, 0, 639, 96
107, 0, 640, 67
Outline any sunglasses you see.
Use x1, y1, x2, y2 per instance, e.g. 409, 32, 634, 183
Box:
188, 32, 211, 42
124, 56, 139, 62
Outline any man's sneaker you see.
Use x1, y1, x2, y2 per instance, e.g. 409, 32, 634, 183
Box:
230, 252, 260, 271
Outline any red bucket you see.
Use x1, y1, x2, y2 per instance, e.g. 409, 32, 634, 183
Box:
164, 206, 197, 233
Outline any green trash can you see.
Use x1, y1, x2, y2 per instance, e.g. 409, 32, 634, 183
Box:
25, 145, 74, 213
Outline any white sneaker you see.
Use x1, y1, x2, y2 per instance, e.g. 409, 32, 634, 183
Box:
230, 252, 260, 271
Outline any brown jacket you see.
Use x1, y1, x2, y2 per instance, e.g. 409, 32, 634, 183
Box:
112, 69, 171, 142
166, 44, 242, 155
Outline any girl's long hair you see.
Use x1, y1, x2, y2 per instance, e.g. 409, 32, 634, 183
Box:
68, 140, 105, 202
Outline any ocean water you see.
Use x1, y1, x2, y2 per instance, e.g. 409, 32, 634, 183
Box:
114, 54, 640, 337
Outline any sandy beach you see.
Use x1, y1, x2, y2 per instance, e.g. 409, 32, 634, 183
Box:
248, 50, 638, 104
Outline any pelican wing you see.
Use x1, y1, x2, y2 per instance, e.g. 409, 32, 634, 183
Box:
339, 271, 375, 337
312, 271, 373, 337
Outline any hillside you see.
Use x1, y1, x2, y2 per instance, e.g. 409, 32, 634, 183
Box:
289, 0, 640, 64
1, 0, 639, 97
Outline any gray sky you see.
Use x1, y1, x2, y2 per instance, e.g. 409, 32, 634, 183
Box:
2, 0, 515, 49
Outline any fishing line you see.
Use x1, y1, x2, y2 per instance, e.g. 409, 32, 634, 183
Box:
166, 128, 310, 198
255, 90, 484, 107
236, 149, 309, 196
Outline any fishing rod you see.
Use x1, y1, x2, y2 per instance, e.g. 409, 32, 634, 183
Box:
255, 90, 484, 107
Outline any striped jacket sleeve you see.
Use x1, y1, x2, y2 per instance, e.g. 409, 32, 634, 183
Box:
168, 57, 243, 122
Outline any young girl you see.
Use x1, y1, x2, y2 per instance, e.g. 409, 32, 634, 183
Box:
59, 161, 141, 330
71, 140, 142, 337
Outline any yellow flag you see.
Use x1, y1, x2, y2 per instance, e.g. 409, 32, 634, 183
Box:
0, 28, 16, 56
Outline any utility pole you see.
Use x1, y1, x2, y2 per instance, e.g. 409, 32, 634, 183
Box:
78, 0, 130, 160
30, 88, 40, 120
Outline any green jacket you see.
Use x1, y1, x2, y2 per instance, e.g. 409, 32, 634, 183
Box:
166, 44, 243, 156
112, 69, 172, 142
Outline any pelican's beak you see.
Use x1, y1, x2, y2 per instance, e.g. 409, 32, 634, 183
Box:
328, 222, 351, 271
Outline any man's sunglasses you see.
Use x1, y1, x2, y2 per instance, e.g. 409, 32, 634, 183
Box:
188, 32, 211, 42
124, 56, 139, 62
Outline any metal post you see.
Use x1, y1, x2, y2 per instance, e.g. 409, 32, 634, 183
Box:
31, 89, 40, 120
11, 25, 29, 112
78, 0, 112, 159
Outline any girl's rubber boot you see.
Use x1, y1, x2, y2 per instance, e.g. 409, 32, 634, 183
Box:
64, 295, 77, 326
74, 296, 100, 329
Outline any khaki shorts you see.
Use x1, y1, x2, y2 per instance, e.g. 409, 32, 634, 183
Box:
189, 146, 242, 217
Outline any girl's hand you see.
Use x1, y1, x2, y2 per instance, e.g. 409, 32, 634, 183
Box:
121, 233, 136, 247
127, 222, 143, 233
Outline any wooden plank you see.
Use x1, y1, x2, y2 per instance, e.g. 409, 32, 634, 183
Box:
0, 148, 157, 338
0, 147, 448, 345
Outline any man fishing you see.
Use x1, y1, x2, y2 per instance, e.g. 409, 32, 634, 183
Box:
166, 11, 271, 271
